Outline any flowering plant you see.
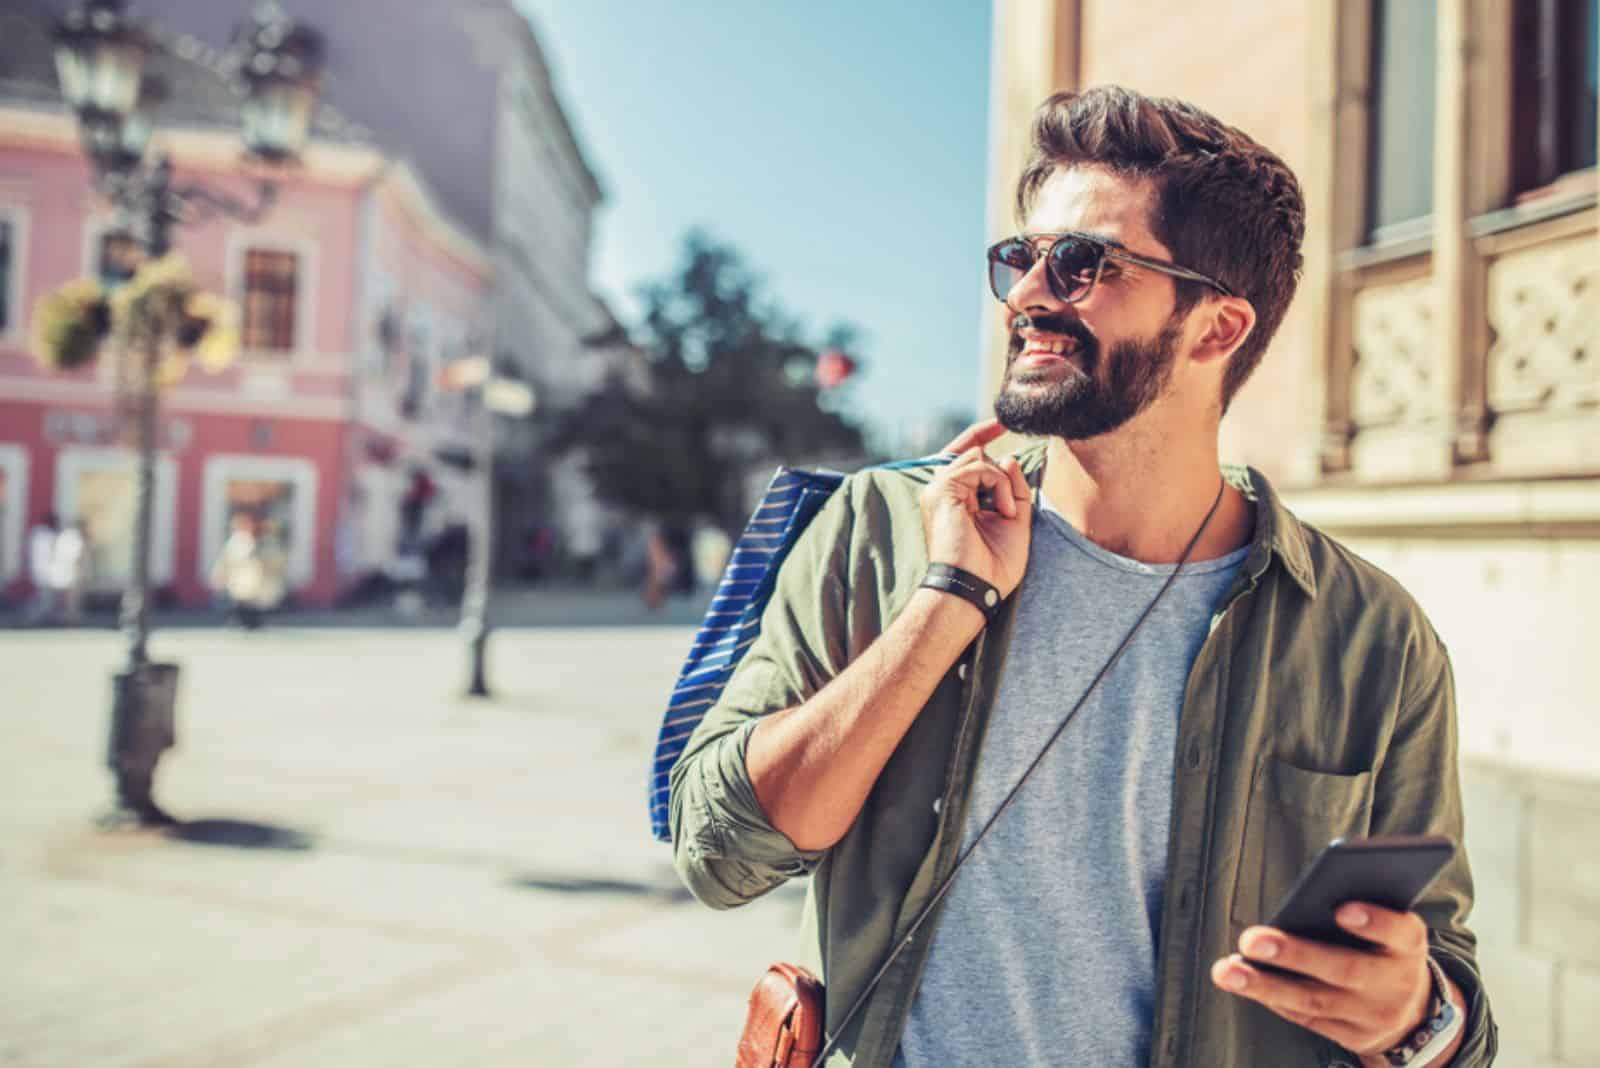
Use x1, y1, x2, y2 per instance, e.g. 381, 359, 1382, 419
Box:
34, 253, 240, 383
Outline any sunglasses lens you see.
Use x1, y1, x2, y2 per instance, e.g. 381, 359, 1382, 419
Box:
986, 239, 1034, 301
1047, 237, 1102, 302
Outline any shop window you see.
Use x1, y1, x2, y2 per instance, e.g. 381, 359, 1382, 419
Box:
1366, 0, 1439, 242
1510, 0, 1600, 198
74, 467, 140, 588
241, 248, 299, 352
217, 477, 296, 570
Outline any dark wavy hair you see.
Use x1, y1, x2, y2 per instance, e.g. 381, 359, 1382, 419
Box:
1016, 86, 1306, 412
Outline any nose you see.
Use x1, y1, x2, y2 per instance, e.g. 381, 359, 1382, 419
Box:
1004, 250, 1067, 318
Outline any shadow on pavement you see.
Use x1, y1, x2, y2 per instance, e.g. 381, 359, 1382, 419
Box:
506, 872, 695, 903
167, 818, 317, 852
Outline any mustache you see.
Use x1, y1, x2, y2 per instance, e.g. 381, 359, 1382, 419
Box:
1007, 314, 1096, 356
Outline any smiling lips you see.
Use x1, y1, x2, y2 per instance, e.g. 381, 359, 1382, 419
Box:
1014, 331, 1084, 370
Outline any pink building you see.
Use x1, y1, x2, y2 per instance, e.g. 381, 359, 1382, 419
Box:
0, 99, 494, 606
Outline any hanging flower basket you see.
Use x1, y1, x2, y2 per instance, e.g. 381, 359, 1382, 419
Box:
35, 254, 241, 382
32, 279, 110, 371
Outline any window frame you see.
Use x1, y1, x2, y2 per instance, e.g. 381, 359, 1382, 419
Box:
52, 445, 179, 590
198, 453, 319, 593
0, 203, 30, 345
224, 228, 319, 362
1364, 0, 1441, 245
0, 443, 29, 585
1508, 0, 1600, 201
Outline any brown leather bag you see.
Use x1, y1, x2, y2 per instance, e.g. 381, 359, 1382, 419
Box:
735, 963, 824, 1067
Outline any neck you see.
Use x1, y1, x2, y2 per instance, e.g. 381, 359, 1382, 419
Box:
1038, 426, 1253, 564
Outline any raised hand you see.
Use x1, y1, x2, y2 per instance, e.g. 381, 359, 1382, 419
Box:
919, 446, 1032, 598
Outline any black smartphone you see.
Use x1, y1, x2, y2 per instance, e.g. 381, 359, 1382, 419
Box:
1263, 834, 1455, 953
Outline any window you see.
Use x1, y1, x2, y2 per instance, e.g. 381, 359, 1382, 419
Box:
0, 444, 24, 584
241, 248, 299, 352
1366, 0, 1439, 241
1511, 0, 1600, 198
0, 217, 11, 332
55, 448, 178, 590
200, 455, 317, 592
95, 231, 141, 289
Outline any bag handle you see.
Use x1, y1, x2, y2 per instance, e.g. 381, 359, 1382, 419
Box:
810, 477, 1228, 1067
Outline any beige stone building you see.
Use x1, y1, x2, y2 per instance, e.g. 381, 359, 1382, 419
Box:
987, 2, 1598, 1063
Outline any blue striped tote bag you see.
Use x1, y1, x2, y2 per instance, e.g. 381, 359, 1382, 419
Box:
647, 455, 952, 842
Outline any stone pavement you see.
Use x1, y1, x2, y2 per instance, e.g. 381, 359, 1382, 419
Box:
0, 621, 803, 1066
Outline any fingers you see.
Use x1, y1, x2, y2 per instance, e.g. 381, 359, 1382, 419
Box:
1211, 954, 1361, 1026
1237, 927, 1379, 991
1004, 455, 1029, 510
1334, 902, 1429, 956
1212, 952, 1400, 1054
939, 419, 1007, 455
943, 450, 1030, 517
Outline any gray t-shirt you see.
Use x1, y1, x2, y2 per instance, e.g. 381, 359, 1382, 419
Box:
895, 494, 1247, 1067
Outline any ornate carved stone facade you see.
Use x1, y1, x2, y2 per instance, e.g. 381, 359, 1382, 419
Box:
1486, 235, 1599, 416
987, 2, 1600, 1062
1350, 277, 1444, 427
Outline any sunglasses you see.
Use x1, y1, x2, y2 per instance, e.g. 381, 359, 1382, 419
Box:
986, 232, 1234, 305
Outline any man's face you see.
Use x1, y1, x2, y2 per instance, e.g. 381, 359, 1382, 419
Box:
994, 166, 1189, 441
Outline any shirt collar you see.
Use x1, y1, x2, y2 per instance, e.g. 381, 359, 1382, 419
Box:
1013, 443, 1318, 599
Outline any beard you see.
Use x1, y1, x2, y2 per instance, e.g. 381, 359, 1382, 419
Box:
993, 312, 1184, 441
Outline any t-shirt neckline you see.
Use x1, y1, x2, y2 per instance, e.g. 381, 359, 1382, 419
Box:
1036, 489, 1251, 577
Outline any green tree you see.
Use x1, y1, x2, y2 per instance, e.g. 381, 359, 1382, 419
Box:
562, 232, 869, 536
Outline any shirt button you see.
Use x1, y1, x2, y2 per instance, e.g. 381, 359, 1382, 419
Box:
956, 661, 969, 681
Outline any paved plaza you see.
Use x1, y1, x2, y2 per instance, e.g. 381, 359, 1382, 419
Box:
1, 614, 802, 1066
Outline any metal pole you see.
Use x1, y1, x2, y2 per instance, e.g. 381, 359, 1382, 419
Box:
119, 336, 157, 669
460, 386, 494, 697
101, 161, 179, 828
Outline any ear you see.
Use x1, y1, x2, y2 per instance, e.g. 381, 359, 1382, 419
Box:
1187, 296, 1256, 367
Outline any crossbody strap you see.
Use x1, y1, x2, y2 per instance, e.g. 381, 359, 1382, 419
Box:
811, 478, 1228, 1068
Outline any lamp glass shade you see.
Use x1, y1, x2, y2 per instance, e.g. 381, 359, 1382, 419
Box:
86, 39, 145, 117
54, 36, 145, 120
241, 80, 315, 162
53, 45, 92, 110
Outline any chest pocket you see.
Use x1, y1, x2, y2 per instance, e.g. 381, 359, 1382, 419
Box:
1230, 755, 1375, 928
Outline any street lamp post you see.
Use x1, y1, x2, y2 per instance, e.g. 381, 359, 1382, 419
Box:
441, 355, 535, 699
52, 0, 325, 827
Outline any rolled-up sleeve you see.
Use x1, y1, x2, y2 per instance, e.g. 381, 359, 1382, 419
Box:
667, 479, 858, 909
1372, 633, 1498, 1065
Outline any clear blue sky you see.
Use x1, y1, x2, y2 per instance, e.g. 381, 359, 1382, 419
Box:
515, 0, 994, 452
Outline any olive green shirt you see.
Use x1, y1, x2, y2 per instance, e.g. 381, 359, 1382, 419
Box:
669, 443, 1496, 1067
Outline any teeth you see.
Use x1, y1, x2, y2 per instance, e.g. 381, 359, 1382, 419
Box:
1028, 337, 1076, 355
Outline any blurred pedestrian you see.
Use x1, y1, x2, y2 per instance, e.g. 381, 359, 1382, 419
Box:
210, 512, 269, 629
691, 524, 732, 589
642, 523, 679, 612
26, 512, 59, 624
399, 466, 436, 552
49, 519, 89, 623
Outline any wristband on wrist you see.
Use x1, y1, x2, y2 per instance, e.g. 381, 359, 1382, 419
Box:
1383, 956, 1462, 1066
920, 563, 1003, 624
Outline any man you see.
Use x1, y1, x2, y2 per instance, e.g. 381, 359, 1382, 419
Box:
26, 512, 59, 624
669, 87, 1494, 1067
49, 518, 89, 624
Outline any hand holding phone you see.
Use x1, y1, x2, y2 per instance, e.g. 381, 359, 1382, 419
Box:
1212, 834, 1463, 1060
1264, 834, 1454, 954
